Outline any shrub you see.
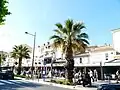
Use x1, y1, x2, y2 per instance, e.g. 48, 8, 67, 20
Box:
51, 79, 73, 85
51, 80, 57, 83
63, 80, 73, 85
15, 74, 26, 78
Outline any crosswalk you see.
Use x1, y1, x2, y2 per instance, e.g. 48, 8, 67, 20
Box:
0, 80, 28, 86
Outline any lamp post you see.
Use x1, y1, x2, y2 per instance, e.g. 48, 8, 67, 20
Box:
25, 32, 36, 79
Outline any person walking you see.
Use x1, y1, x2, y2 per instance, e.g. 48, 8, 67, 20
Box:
89, 69, 94, 82
93, 69, 98, 81
116, 70, 119, 83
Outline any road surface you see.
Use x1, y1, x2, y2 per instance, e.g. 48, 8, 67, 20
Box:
0, 79, 97, 90
0, 80, 72, 90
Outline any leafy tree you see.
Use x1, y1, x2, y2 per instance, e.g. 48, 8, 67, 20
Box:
0, 0, 11, 25
11, 45, 30, 75
0, 51, 7, 67
0, 51, 7, 71
50, 19, 89, 83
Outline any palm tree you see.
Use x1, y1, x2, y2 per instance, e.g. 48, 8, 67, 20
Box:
11, 45, 30, 75
0, 51, 7, 71
50, 19, 89, 83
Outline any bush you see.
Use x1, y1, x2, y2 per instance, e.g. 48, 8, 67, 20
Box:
15, 75, 26, 78
51, 79, 73, 85
51, 80, 57, 83
63, 80, 73, 85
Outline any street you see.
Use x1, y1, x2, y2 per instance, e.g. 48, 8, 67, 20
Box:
0, 79, 73, 90
0, 79, 98, 90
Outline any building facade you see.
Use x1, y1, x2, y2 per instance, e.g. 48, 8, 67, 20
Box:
112, 28, 120, 52
2, 28, 120, 78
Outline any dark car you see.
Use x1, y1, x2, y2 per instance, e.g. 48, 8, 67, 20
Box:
0, 70, 14, 80
97, 84, 120, 90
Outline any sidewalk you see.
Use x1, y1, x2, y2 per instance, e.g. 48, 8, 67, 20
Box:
15, 77, 97, 90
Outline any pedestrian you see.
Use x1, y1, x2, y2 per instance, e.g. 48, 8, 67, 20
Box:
93, 69, 98, 81
82, 72, 91, 87
89, 69, 94, 82
116, 70, 119, 83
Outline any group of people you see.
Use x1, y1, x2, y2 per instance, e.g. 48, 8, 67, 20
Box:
74, 69, 98, 86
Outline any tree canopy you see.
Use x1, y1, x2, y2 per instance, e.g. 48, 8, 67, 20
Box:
0, 0, 11, 25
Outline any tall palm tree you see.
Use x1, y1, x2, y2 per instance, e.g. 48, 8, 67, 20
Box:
50, 19, 89, 83
11, 45, 30, 75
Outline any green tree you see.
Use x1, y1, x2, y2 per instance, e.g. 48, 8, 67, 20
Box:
50, 19, 89, 83
0, 51, 7, 70
11, 45, 30, 75
0, 0, 11, 25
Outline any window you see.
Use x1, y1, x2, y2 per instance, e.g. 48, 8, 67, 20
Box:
44, 58, 52, 64
111, 52, 113, 54
105, 53, 108, 60
80, 58, 82, 63
105, 53, 108, 57
35, 62, 37, 64
39, 62, 41, 64
106, 58, 108, 60
48, 46, 50, 49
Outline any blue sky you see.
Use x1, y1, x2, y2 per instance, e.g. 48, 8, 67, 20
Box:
0, 0, 120, 51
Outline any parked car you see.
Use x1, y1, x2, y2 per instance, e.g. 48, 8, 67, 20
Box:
0, 69, 14, 80
97, 84, 120, 90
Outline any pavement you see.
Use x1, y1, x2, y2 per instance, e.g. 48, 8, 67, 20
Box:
0, 79, 73, 90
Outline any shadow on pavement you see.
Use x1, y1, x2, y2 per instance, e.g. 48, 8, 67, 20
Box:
87, 84, 98, 88
0, 80, 42, 90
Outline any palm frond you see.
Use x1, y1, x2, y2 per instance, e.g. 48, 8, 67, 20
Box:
54, 29, 62, 35
72, 22, 85, 35
77, 33, 89, 39
50, 19, 89, 57
79, 39, 89, 45
55, 23, 63, 29
52, 38, 64, 48
50, 35, 61, 40
65, 19, 73, 33
11, 45, 30, 59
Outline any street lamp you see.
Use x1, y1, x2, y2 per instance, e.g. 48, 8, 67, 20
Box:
25, 32, 36, 79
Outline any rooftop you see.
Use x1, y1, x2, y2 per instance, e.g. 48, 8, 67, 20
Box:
111, 28, 120, 33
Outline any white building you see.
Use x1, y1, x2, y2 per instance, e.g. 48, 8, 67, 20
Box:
112, 28, 120, 52
74, 45, 117, 67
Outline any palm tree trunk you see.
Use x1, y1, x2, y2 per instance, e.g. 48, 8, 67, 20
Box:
65, 46, 74, 83
17, 57, 22, 75
65, 59, 74, 83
